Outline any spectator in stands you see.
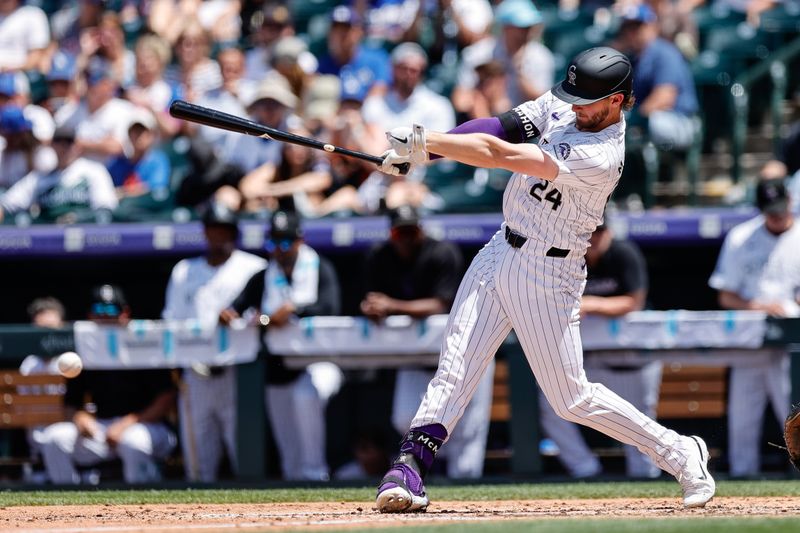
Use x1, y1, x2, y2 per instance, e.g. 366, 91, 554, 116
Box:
311, 83, 386, 216
614, 4, 699, 151
126, 34, 180, 139
271, 36, 318, 100
76, 12, 135, 89
676, 0, 778, 28
220, 210, 343, 481
163, 19, 222, 103
539, 216, 661, 479
36, 284, 178, 485
361, 42, 456, 211
0, 106, 56, 192
107, 108, 171, 200
709, 179, 799, 477
150, 0, 242, 45
458, 60, 513, 123
54, 65, 134, 166
317, 5, 391, 100
0, 126, 118, 224
302, 74, 341, 136
162, 203, 266, 482
193, 46, 254, 153
237, 116, 334, 216
44, 51, 79, 117
0, 0, 50, 73
0, 72, 56, 144
357, 0, 424, 44
212, 73, 297, 210
453, 0, 554, 114
243, 3, 294, 83
359, 205, 492, 478
439, 0, 495, 49
49, 0, 105, 59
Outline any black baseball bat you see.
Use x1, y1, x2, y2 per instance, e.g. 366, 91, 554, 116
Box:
169, 100, 410, 175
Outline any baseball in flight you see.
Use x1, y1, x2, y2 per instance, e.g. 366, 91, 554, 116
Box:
56, 351, 83, 378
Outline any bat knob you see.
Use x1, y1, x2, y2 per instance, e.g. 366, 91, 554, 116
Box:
396, 162, 411, 175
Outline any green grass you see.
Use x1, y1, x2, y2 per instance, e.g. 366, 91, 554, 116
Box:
326, 518, 800, 533
1, 480, 799, 506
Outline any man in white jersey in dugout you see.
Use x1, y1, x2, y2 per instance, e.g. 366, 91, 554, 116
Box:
375, 46, 715, 512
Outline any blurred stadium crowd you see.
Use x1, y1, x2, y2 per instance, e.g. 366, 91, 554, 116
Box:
0, 0, 798, 225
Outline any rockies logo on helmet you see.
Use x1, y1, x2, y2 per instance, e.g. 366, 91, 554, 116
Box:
567, 65, 577, 86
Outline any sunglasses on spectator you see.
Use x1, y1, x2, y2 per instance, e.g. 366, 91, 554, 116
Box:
265, 238, 295, 252
90, 302, 121, 317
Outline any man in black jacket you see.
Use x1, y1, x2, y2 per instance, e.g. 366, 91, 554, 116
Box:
220, 210, 342, 480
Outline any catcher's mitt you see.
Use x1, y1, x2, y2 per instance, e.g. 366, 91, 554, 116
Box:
785, 405, 800, 471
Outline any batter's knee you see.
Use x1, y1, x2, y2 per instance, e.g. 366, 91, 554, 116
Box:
546, 386, 596, 424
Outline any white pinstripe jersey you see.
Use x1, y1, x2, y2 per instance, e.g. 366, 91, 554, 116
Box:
502, 91, 626, 254
162, 250, 267, 328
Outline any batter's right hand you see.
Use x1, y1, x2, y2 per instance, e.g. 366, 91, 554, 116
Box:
379, 150, 411, 176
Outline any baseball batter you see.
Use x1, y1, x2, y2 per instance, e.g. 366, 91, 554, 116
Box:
375, 47, 715, 512
162, 204, 266, 482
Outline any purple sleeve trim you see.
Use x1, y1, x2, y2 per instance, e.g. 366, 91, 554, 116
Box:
429, 118, 506, 160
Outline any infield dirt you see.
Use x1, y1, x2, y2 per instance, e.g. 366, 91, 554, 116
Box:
3, 497, 800, 531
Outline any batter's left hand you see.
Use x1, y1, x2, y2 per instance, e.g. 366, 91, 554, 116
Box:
386, 124, 428, 164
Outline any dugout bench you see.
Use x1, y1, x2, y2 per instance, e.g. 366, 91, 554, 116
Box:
1, 314, 799, 481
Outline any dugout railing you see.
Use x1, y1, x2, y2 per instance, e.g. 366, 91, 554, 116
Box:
0, 313, 799, 481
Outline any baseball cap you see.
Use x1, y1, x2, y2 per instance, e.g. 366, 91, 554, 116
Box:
273, 36, 309, 64
269, 210, 303, 241
84, 60, 115, 86
391, 42, 428, 66
0, 73, 18, 96
248, 73, 299, 109
48, 51, 77, 82
89, 284, 127, 318
755, 179, 790, 214
330, 5, 361, 26
495, 0, 542, 28
202, 202, 239, 229
551, 46, 633, 105
340, 75, 369, 103
304, 75, 341, 120
128, 108, 157, 131
620, 4, 658, 24
0, 106, 33, 135
389, 205, 421, 229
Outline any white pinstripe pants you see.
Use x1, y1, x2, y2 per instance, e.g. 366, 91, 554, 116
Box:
727, 351, 790, 476
179, 367, 238, 482
411, 229, 691, 477
391, 360, 494, 478
36, 419, 176, 484
539, 360, 663, 478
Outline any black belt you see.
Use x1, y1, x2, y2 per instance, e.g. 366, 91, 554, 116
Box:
504, 226, 570, 257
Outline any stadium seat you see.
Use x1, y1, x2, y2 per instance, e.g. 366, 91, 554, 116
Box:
434, 167, 510, 213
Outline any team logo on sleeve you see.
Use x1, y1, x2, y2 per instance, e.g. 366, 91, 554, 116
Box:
556, 143, 572, 160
